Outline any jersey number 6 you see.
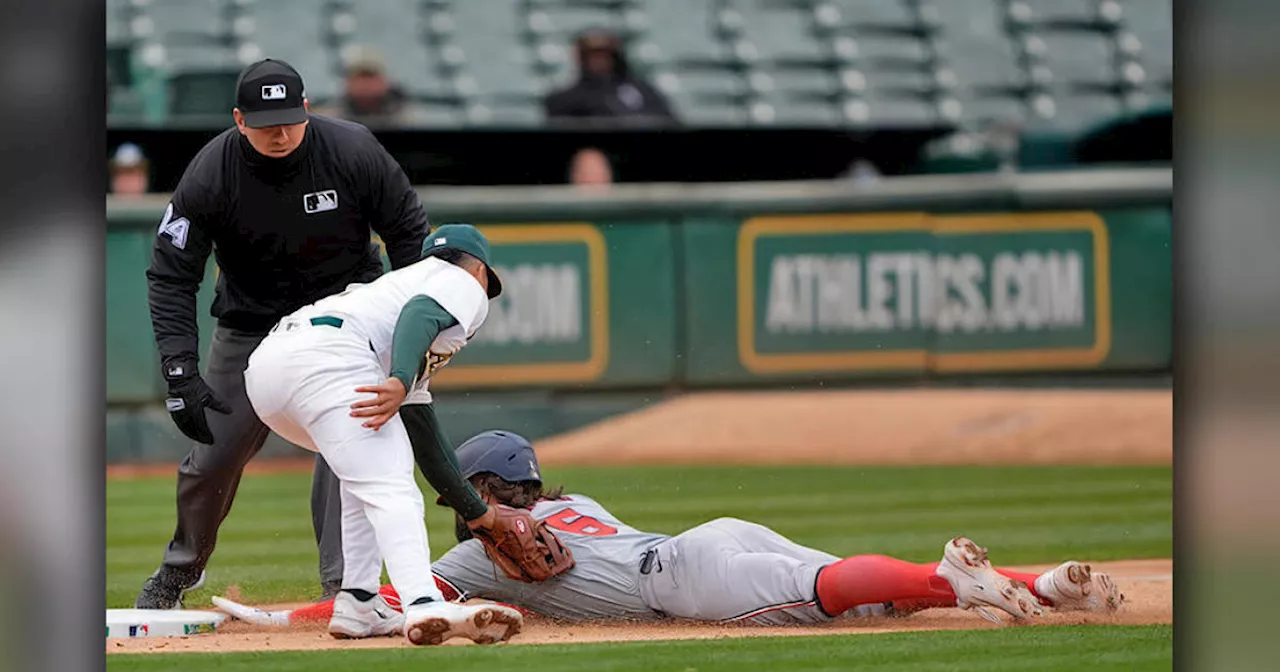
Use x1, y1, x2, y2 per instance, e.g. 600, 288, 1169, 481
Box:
543, 508, 618, 537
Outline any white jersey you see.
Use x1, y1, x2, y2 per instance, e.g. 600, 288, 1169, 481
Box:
298, 256, 488, 402
431, 495, 671, 621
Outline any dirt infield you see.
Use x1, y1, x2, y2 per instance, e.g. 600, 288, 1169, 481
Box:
107, 559, 1171, 654
536, 389, 1172, 466
106, 388, 1172, 479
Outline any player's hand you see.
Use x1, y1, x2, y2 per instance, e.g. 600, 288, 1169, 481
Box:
351, 377, 407, 430
163, 355, 231, 445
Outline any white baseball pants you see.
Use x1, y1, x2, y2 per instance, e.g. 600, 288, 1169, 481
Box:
244, 318, 444, 606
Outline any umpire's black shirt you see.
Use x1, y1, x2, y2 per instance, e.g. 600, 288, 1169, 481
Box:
146, 114, 428, 364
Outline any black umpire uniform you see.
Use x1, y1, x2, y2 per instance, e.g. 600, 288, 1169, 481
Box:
137, 59, 429, 608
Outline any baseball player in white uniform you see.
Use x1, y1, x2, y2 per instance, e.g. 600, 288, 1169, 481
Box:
242, 225, 523, 646
214, 431, 1126, 629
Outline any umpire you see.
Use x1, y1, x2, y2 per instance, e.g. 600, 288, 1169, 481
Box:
137, 59, 429, 608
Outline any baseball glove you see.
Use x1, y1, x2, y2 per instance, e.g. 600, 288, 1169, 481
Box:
468, 503, 575, 583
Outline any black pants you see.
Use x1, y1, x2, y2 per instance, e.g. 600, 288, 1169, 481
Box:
160, 325, 343, 588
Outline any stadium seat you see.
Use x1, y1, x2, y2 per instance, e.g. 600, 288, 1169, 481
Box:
630, 0, 732, 66
749, 96, 841, 126
833, 33, 931, 69
933, 40, 1026, 93
666, 68, 749, 99
839, 66, 937, 97
1029, 31, 1119, 90
949, 92, 1028, 127
1121, 0, 1172, 84
524, 3, 627, 41
813, 0, 920, 34
1006, 0, 1124, 29
133, 0, 232, 43
168, 68, 241, 117
452, 47, 543, 100
1029, 90, 1125, 131
670, 95, 750, 126
748, 66, 838, 98
720, 0, 828, 66
840, 94, 938, 127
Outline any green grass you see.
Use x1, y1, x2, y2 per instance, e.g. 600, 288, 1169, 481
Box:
107, 465, 1171, 609
108, 625, 1172, 671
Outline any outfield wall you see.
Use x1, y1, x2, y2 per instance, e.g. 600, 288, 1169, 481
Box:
106, 169, 1170, 460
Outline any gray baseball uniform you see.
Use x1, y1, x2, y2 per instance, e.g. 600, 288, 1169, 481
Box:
431, 494, 840, 625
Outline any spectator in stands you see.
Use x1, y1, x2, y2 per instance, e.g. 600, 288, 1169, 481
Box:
544, 29, 677, 126
316, 46, 420, 126
109, 143, 150, 197
569, 147, 613, 189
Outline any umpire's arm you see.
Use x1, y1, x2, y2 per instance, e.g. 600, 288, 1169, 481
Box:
145, 186, 215, 364
362, 137, 428, 270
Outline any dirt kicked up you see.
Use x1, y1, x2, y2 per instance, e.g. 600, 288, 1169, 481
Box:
108, 559, 1171, 654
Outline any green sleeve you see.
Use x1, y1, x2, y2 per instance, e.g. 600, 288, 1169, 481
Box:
389, 296, 459, 392
400, 404, 490, 521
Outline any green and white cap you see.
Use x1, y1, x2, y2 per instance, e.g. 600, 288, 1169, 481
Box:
421, 224, 502, 298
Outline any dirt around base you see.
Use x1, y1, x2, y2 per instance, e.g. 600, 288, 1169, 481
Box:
535, 389, 1172, 466
107, 559, 1171, 655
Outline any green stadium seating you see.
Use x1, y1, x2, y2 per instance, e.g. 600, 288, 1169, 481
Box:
168, 69, 241, 117
631, 0, 732, 66
1028, 30, 1121, 90
721, 0, 828, 66
104, 0, 1171, 131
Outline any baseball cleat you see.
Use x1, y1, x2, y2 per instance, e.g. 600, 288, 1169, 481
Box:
403, 600, 523, 646
936, 537, 1044, 624
1035, 561, 1125, 613
328, 591, 404, 639
135, 567, 206, 610
211, 596, 292, 627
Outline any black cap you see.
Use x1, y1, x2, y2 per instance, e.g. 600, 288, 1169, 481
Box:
235, 59, 308, 128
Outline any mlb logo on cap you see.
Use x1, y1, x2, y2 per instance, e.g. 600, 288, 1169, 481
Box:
261, 84, 287, 100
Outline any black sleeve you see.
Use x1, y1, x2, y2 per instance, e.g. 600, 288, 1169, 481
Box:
145, 174, 217, 365
362, 137, 428, 270
401, 404, 490, 521
638, 79, 679, 123
543, 88, 578, 119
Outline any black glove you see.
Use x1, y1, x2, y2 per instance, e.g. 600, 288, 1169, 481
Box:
162, 356, 231, 444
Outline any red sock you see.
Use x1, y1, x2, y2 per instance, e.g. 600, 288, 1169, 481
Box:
995, 568, 1048, 603
815, 556, 957, 617
290, 600, 333, 623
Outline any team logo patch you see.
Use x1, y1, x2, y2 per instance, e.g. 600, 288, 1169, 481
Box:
157, 202, 190, 250
184, 623, 215, 635
303, 190, 338, 214
261, 84, 287, 100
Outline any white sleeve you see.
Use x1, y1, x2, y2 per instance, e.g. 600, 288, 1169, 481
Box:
421, 266, 489, 336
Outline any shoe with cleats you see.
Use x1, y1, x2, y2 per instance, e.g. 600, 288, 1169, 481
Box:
403, 600, 522, 646
328, 591, 404, 639
1035, 561, 1125, 613
134, 567, 206, 610
936, 537, 1044, 624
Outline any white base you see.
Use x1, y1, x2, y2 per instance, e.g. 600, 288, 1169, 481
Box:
106, 609, 227, 638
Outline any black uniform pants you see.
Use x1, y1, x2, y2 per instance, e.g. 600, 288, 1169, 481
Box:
160, 325, 343, 588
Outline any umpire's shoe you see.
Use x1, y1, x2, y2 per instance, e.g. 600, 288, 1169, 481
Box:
134, 567, 206, 609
